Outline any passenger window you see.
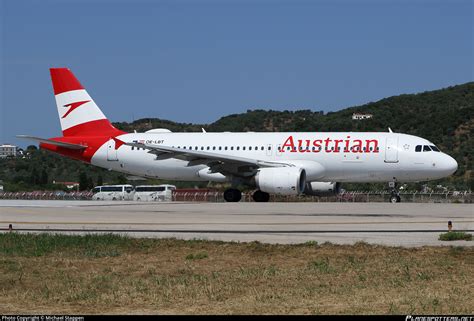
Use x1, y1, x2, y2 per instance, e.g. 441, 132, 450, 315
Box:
242, 147, 246, 150
219, 146, 222, 150
249, 147, 252, 151
213, 146, 216, 150
231, 147, 234, 150
423, 145, 431, 152
237, 147, 240, 150
415, 145, 422, 152
207, 146, 210, 150
261, 146, 264, 151
225, 147, 228, 150
430, 145, 440, 152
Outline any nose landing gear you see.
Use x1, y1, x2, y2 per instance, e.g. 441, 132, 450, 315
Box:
388, 181, 401, 203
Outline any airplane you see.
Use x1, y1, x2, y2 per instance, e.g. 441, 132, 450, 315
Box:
18, 68, 458, 203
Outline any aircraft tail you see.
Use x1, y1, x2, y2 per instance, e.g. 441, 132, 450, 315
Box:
50, 68, 123, 137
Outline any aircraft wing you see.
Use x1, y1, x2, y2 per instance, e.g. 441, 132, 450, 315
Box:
125, 141, 292, 177
16, 135, 87, 150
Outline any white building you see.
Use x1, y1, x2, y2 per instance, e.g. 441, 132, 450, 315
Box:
0, 144, 18, 158
352, 113, 373, 120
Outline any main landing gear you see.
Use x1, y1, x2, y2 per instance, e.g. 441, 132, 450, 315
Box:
252, 190, 270, 202
223, 189, 270, 202
223, 188, 242, 202
388, 181, 401, 203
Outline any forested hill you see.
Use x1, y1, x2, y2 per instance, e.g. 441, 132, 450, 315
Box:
114, 82, 474, 188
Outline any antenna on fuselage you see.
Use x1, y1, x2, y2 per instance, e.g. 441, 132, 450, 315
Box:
202, 128, 207, 133
388, 127, 393, 133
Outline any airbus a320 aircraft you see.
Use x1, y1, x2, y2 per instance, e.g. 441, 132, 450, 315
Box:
18, 68, 458, 203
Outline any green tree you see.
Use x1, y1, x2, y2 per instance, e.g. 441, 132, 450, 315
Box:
40, 169, 49, 185
97, 174, 104, 186
79, 172, 89, 191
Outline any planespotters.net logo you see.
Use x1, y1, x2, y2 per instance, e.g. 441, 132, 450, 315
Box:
406, 316, 474, 321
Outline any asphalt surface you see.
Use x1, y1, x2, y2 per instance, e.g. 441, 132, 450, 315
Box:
0, 200, 473, 247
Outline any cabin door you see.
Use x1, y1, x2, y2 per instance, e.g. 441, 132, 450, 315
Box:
384, 136, 399, 163
107, 139, 119, 161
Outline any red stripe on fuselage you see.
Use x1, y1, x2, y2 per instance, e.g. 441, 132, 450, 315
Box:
40, 135, 112, 163
42, 120, 126, 162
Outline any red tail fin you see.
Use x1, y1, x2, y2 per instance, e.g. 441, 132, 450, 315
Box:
50, 68, 124, 137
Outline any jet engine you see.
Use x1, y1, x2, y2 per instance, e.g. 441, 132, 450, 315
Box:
255, 167, 306, 195
304, 182, 341, 196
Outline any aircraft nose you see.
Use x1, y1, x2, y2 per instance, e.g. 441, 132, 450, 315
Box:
442, 154, 458, 175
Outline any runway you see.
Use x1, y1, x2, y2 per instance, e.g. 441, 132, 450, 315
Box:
0, 200, 473, 247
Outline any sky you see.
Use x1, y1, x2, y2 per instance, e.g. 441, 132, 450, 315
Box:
0, 0, 473, 147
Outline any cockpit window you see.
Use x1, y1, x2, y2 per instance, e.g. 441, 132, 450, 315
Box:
430, 145, 440, 152
415, 145, 422, 152
423, 145, 431, 152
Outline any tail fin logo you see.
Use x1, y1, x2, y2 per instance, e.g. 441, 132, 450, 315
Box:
62, 100, 91, 119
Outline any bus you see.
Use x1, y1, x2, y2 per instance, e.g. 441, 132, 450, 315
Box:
92, 185, 135, 201
134, 184, 176, 202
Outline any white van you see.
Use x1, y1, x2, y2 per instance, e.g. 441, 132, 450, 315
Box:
92, 185, 135, 201
134, 184, 176, 202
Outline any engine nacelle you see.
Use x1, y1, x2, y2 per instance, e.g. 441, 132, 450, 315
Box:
304, 182, 341, 196
255, 167, 306, 195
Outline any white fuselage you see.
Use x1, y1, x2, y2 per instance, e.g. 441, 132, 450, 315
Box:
91, 132, 458, 183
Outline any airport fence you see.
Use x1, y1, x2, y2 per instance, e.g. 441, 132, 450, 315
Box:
0, 190, 471, 203
0, 191, 93, 200
172, 191, 473, 203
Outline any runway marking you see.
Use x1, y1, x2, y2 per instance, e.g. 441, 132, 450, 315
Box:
1, 228, 473, 234
1, 220, 473, 226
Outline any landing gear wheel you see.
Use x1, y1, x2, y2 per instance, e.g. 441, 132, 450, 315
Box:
388, 181, 401, 203
224, 188, 242, 202
390, 195, 399, 204
252, 190, 270, 202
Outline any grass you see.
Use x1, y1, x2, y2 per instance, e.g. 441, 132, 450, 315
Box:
0, 233, 473, 314
439, 231, 473, 241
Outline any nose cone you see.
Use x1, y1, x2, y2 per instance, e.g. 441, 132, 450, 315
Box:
441, 154, 458, 176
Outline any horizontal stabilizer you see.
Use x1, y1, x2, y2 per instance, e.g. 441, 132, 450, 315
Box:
16, 135, 87, 150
